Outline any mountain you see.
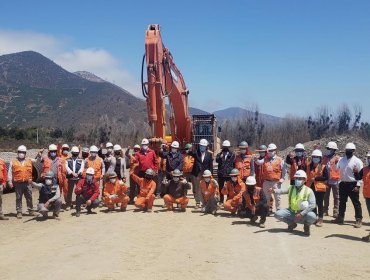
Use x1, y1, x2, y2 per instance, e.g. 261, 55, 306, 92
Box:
0, 51, 147, 130
189, 106, 210, 115
213, 107, 282, 124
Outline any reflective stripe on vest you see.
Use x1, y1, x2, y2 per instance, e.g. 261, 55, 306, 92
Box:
235, 156, 252, 179
288, 185, 310, 213
85, 158, 103, 179
12, 159, 32, 182
363, 167, 370, 198
323, 156, 340, 181
263, 157, 282, 181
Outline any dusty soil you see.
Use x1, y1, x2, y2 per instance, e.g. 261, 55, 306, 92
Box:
1, 180, 369, 280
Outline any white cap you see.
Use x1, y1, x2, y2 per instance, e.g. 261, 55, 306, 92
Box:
294, 143, 305, 150
199, 139, 208, 146
71, 146, 79, 153
17, 145, 27, 152
171, 141, 180, 148
267, 143, 277, 151
326, 141, 338, 150
62, 144, 70, 149
141, 138, 149, 145
312, 149, 323, 157
113, 144, 122, 151
222, 140, 231, 147
294, 170, 307, 179
202, 170, 212, 177
245, 176, 257, 186
48, 144, 57, 151
106, 142, 113, 148
86, 167, 95, 175
90, 145, 99, 153
299, 201, 309, 210
345, 142, 356, 150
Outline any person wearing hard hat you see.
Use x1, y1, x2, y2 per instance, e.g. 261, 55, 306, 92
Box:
322, 141, 340, 218
234, 141, 254, 182
192, 139, 213, 209
74, 167, 100, 217
29, 171, 62, 219
159, 141, 184, 178
306, 149, 328, 227
125, 144, 140, 204
65, 146, 85, 210
216, 140, 235, 205
129, 168, 157, 212
100, 142, 115, 175
255, 143, 286, 212
243, 176, 268, 228
254, 144, 267, 188
81, 147, 90, 160
7, 145, 39, 219
332, 142, 363, 227
162, 169, 190, 211
273, 170, 316, 236
111, 144, 126, 181
0, 157, 9, 220
103, 172, 129, 211
60, 144, 71, 160
354, 151, 370, 241
221, 169, 246, 215
182, 143, 195, 198
200, 169, 220, 215
84, 145, 105, 182
135, 138, 158, 178
286, 143, 308, 186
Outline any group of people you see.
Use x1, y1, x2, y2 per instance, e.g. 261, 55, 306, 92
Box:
0, 138, 369, 240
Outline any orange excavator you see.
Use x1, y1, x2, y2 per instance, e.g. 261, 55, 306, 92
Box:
141, 24, 220, 152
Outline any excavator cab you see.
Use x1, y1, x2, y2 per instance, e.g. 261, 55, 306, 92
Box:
192, 114, 220, 154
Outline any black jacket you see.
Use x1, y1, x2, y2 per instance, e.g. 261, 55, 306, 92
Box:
159, 151, 184, 173
191, 149, 213, 176
216, 151, 235, 178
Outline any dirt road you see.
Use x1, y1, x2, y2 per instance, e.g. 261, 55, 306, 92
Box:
0, 181, 369, 280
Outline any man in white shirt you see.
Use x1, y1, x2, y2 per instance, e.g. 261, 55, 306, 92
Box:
332, 143, 363, 228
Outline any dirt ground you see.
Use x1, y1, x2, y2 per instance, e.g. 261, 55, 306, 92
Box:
1, 180, 369, 280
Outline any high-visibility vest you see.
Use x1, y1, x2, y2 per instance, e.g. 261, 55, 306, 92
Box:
41, 157, 64, 184
12, 159, 32, 182
0, 159, 7, 183
363, 167, 370, 198
262, 157, 282, 181
183, 155, 195, 173
306, 164, 327, 192
222, 179, 245, 200
322, 155, 340, 181
288, 185, 310, 213
200, 178, 219, 201
235, 155, 252, 179
85, 157, 103, 179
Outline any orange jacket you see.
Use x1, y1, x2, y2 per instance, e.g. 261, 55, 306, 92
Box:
306, 163, 327, 192
103, 180, 128, 197
362, 167, 370, 198
221, 179, 246, 201
41, 157, 65, 183
235, 155, 252, 179
183, 154, 195, 173
131, 173, 156, 198
200, 178, 219, 202
322, 155, 340, 181
0, 159, 7, 184
84, 157, 103, 179
262, 157, 282, 181
12, 159, 32, 182
243, 186, 264, 210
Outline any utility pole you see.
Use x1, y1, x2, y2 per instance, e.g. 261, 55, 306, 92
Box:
36, 128, 39, 145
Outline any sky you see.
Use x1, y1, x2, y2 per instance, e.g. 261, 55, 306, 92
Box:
1, 0, 370, 121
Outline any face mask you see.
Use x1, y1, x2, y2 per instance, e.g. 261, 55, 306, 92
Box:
295, 151, 303, 157
200, 146, 206, 152
259, 152, 266, 158
72, 153, 79, 157
268, 151, 275, 158
173, 177, 180, 182
50, 152, 57, 158
90, 152, 97, 158
145, 176, 153, 181
109, 178, 116, 184
295, 179, 304, 187
62, 150, 69, 155
222, 148, 229, 153
82, 153, 89, 159
86, 175, 93, 183
45, 179, 53, 185
142, 145, 149, 151
312, 157, 320, 164
248, 186, 255, 192
204, 178, 211, 183
345, 151, 353, 158
18, 153, 25, 159
171, 148, 178, 153
185, 149, 190, 154
240, 149, 246, 155
324, 149, 334, 156
231, 177, 237, 182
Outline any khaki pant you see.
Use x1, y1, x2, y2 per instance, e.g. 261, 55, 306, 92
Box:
194, 174, 204, 204
262, 180, 281, 211
14, 182, 33, 213
324, 182, 339, 216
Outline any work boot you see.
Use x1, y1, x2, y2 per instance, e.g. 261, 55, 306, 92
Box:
250, 215, 258, 224
333, 212, 338, 219
87, 209, 93, 214
181, 208, 186, 212
195, 203, 200, 209
120, 208, 126, 212
147, 209, 153, 213
75, 212, 80, 217
288, 222, 297, 232
259, 217, 266, 228
361, 234, 370, 243
331, 217, 344, 224
212, 209, 217, 215
303, 224, 311, 236
354, 218, 362, 228
16, 212, 22, 219
315, 218, 323, 227
28, 210, 38, 216
0, 215, 9, 220
52, 213, 60, 220
323, 211, 329, 217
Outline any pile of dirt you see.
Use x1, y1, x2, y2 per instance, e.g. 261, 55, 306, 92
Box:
280, 135, 370, 162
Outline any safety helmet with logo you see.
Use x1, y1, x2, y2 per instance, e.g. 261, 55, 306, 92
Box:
294, 170, 307, 179
229, 168, 240, 177
48, 144, 57, 151
113, 144, 122, 151
199, 139, 208, 146
245, 176, 257, 186
17, 145, 27, 152
294, 143, 305, 151
202, 170, 212, 177
311, 149, 323, 157
222, 140, 231, 147
239, 141, 249, 148
345, 143, 356, 150
106, 142, 113, 148
62, 144, 70, 150
326, 141, 338, 150
108, 172, 117, 178
141, 138, 150, 145
86, 168, 95, 175
145, 168, 155, 176
90, 145, 99, 153
184, 143, 192, 149
171, 141, 180, 148
71, 146, 79, 153
45, 171, 54, 178
171, 169, 183, 177
267, 143, 277, 151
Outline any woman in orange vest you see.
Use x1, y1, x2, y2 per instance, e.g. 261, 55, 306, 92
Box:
200, 170, 220, 215
354, 151, 370, 242
130, 168, 156, 212
222, 168, 246, 215
103, 172, 129, 211
306, 149, 328, 227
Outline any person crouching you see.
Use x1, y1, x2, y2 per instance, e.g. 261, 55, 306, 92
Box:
162, 169, 190, 211
103, 172, 129, 211
222, 168, 246, 215
130, 168, 156, 212
200, 170, 220, 215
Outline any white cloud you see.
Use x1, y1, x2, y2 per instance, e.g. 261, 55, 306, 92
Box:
0, 29, 141, 96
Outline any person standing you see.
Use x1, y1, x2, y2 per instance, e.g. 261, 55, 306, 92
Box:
0, 157, 8, 220
254, 144, 267, 188
125, 144, 140, 204
332, 143, 363, 228
216, 140, 235, 204
234, 141, 254, 182
285, 143, 308, 185
182, 143, 195, 199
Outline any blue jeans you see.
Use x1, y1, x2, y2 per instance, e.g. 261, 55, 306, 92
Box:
275, 208, 316, 225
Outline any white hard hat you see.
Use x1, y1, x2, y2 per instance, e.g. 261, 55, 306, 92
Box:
245, 176, 257, 186
113, 144, 122, 151
17, 145, 27, 152
345, 142, 356, 150
311, 149, 323, 157
299, 201, 309, 211
267, 143, 277, 151
222, 140, 231, 147
106, 142, 113, 148
89, 145, 99, 153
171, 141, 180, 148
294, 143, 305, 151
48, 144, 57, 151
199, 139, 208, 146
367, 151, 370, 157
202, 170, 212, 177
71, 146, 79, 153
134, 144, 140, 149
141, 138, 149, 145
326, 141, 338, 150
86, 167, 95, 175
294, 170, 307, 179
62, 144, 70, 149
